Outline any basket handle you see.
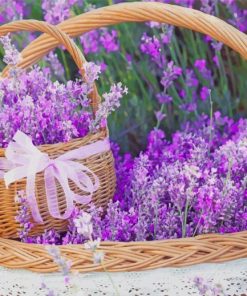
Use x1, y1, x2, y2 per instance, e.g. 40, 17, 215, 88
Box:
0, 20, 100, 114
3, 1, 247, 73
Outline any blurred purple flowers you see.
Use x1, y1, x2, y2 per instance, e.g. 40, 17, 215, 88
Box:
42, 0, 80, 25
80, 29, 119, 55
0, 0, 27, 23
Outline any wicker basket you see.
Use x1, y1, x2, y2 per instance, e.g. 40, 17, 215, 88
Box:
0, 2, 246, 273
0, 20, 116, 239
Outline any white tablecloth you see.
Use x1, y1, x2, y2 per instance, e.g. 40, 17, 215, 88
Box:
0, 259, 246, 295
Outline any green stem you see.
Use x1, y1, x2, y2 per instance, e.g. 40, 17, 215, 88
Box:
186, 31, 200, 59
182, 198, 190, 238
222, 158, 232, 197
102, 262, 120, 296
225, 47, 237, 102
209, 89, 213, 152
217, 51, 233, 117
60, 48, 70, 80
154, 198, 160, 240
156, 104, 165, 129
171, 33, 188, 70
193, 212, 203, 237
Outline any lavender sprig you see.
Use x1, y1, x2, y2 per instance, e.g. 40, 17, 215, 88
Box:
193, 276, 225, 296
90, 82, 128, 131
15, 191, 33, 242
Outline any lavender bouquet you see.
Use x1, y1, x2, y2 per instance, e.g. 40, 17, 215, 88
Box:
0, 35, 127, 148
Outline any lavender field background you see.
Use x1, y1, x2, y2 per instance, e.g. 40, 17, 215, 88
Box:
0, 0, 246, 153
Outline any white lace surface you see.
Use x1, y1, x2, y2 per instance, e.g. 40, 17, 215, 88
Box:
0, 259, 247, 295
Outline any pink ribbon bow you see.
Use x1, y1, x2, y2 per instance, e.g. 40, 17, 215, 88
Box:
0, 131, 110, 223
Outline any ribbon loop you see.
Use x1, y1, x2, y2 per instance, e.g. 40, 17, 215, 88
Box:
0, 131, 110, 223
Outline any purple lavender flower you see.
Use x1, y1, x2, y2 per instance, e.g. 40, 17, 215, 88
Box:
161, 26, 174, 44
194, 59, 207, 72
80, 30, 100, 55
156, 93, 173, 104
99, 29, 119, 53
0, 65, 93, 146
45, 51, 65, 78
84, 62, 101, 86
140, 33, 166, 66
194, 59, 213, 86
0, 34, 21, 66
42, 0, 80, 25
160, 61, 182, 90
0, 0, 27, 23
200, 0, 216, 14
74, 211, 93, 239
200, 86, 210, 101
90, 82, 128, 131
15, 191, 34, 242
193, 276, 225, 295
80, 28, 119, 55
155, 110, 166, 123
222, 1, 247, 32
156, 61, 182, 108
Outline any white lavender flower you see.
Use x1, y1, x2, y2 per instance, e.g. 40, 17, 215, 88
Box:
84, 237, 101, 251
93, 251, 105, 265
0, 34, 21, 66
73, 211, 93, 238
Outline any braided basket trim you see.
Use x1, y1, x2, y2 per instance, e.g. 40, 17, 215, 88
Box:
0, 231, 246, 273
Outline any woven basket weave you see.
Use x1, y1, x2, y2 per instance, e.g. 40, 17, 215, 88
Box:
0, 20, 116, 239
0, 2, 246, 273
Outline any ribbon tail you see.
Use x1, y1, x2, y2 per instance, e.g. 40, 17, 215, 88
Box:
44, 166, 74, 220
72, 171, 98, 205
66, 161, 100, 190
58, 138, 110, 161
26, 175, 44, 224
65, 164, 98, 205
65, 171, 92, 204
4, 165, 30, 188
73, 193, 92, 205
0, 157, 11, 178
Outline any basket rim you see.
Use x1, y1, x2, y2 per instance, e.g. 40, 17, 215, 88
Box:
0, 230, 246, 273
0, 129, 108, 155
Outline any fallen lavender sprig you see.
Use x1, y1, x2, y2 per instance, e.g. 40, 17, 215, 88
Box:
74, 210, 120, 295
40, 281, 59, 296
46, 245, 72, 285
193, 276, 225, 296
